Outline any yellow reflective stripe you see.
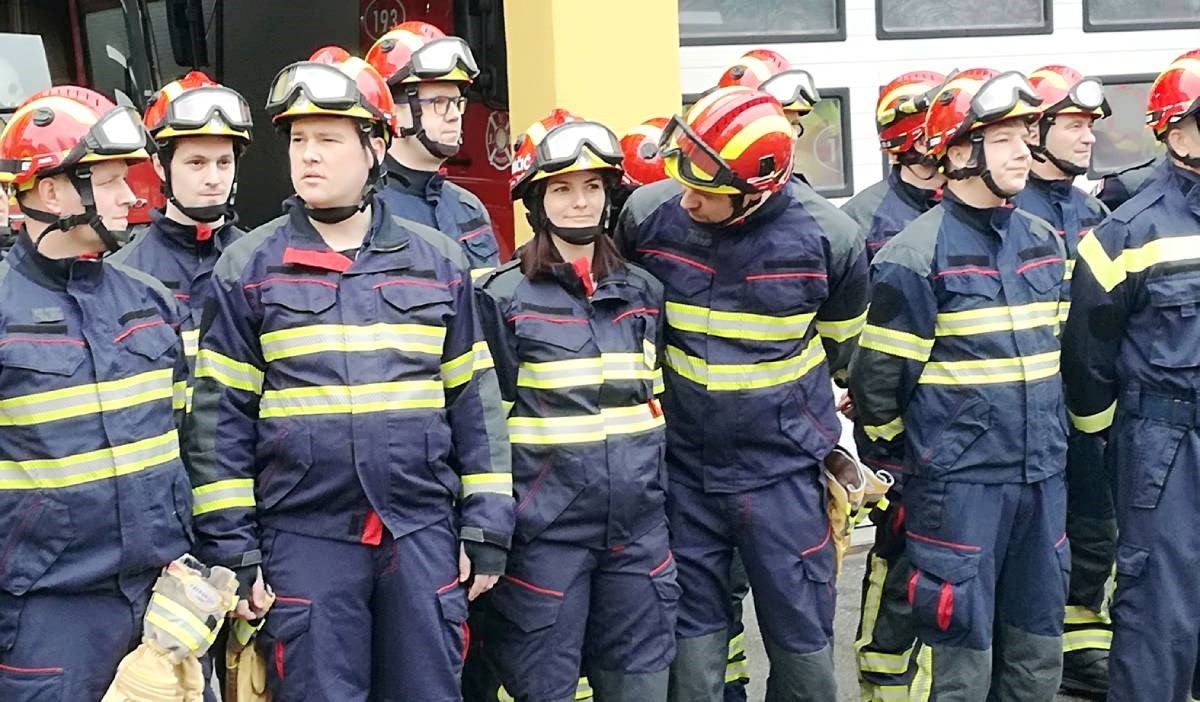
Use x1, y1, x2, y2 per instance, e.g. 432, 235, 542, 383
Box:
1058, 300, 1070, 326
471, 267, 497, 281
497, 688, 515, 702
866, 683, 910, 701
1063, 628, 1112, 652
934, 302, 1060, 336
864, 416, 904, 442
858, 324, 933, 362
0, 368, 175, 427
172, 381, 188, 411
574, 677, 593, 700
816, 309, 868, 342
460, 472, 513, 498
1064, 604, 1111, 626
502, 400, 515, 415
443, 341, 494, 389
192, 478, 256, 516
664, 336, 826, 391
724, 656, 749, 683
195, 349, 264, 394
260, 323, 445, 362
1078, 232, 1200, 293
909, 645, 933, 702
855, 553, 889, 658
653, 371, 665, 396
516, 353, 654, 390
666, 300, 815, 341
919, 351, 1059, 385
146, 593, 215, 651
1070, 400, 1116, 433
1064, 258, 1076, 281
507, 403, 664, 445
0, 431, 179, 489
182, 329, 200, 358
260, 381, 445, 418
728, 631, 746, 656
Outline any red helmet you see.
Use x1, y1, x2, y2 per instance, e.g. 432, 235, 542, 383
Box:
924, 68, 1042, 160
876, 71, 946, 154
620, 118, 669, 186
510, 109, 622, 200
144, 71, 252, 143
365, 21, 478, 87
717, 49, 820, 116
1028, 65, 1110, 119
1146, 49, 1200, 140
660, 86, 795, 195
266, 47, 396, 137
0, 86, 149, 191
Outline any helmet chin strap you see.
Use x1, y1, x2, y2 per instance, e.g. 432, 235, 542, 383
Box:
1030, 117, 1087, 177
159, 141, 242, 225
21, 166, 123, 253
523, 182, 613, 246
1167, 116, 1200, 170
944, 136, 1021, 200
399, 86, 461, 160
303, 126, 385, 225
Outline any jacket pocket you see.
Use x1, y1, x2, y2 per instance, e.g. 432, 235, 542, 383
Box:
906, 532, 982, 637
255, 422, 314, 511
116, 317, 177, 362
0, 661, 64, 701
634, 246, 713, 298
491, 574, 565, 633
1017, 253, 1066, 297
1146, 274, 1200, 369
513, 311, 591, 358
918, 392, 991, 473
779, 383, 840, 462
0, 339, 85, 377
461, 228, 499, 267
0, 494, 73, 596
260, 279, 338, 330
259, 597, 312, 702
512, 452, 593, 542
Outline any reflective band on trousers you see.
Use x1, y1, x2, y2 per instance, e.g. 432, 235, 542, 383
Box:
260, 323, 446, 362
1063, 628, 1112, 652
933, 302, 1059, 337
517, 353, 656, 390
918, 351, 1059, 385
664, 336, 825, 391
0, 430, 180, 489
507, 403, 665, 444
665, 300, 815, 341
0, 368, 174, 427
195, 349, 264, 394
259, 380, 445, 418
863, 416, 905, 442
192, 478, 255, 516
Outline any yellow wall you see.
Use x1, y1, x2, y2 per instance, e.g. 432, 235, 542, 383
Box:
504, 0, 681, 244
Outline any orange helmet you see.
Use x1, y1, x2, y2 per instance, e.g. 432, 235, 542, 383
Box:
0, 86, 148, 191
266, 46, 395, 138
365, 21, 478, 87
510, 109, 622, 200
1146, 49, 1200, 140
717, 49, 819, 115
876, 71, 947, 155
620, 118, 669, 186
660, 86, 795, 195
924, 68, 1042, 161
143, 71, 252, 143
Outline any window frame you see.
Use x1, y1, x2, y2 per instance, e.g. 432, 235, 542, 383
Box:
679, 0, 847, 46
874, 0, 1053, 39
1083, 0, 1200, 33
1086, 72, 1162, 179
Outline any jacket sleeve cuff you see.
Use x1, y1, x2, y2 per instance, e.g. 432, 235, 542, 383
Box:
462, 541, 507, 576
459, 525, 512, 550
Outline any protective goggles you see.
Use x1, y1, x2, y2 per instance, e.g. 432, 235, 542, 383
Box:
409, 37, 480, 81
63, 106, 149, 165
159, 86, 253, 132
878, 73, 954, 130
971, 71, 1042, 123
266, 62, 387, 121
534, 121, 622, 173
760, 69, 820, 110
659, 115, 752, 192
1059, 78, 1112, 117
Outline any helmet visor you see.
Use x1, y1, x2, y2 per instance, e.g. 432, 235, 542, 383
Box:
659, 114, 742, 191
410, 37, 480, 80
760, 70, 820, 111
535, 121, 622, 173
267, 62, 361, 113
1067, 78, 1112, 117
971, 71, 1042, 123
166, 86, 253, 131
89, 107, 149, 154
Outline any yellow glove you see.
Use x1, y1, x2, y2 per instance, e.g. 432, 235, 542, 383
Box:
100, 643, 205, 702
824, 446, 895, 577
225, 590, 276, 702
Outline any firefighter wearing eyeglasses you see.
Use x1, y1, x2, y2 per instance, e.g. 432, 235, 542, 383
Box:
182, 47, 512, 701
1012, 64, 1115, 699
0, 87, 193, 701
1062, 48, 1200, 702
366, 21, 501, 280
849, 69, 1072, 700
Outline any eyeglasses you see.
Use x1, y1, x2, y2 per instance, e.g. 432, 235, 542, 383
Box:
416, 95, 468, 116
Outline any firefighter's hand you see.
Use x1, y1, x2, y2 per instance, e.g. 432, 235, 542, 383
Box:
232, 567, 269, 621
837, 390, 856, 420
460, 544, 500, 601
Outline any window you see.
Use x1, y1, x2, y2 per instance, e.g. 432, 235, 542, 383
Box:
876, 0, 1051, 38
1084, 0, 1200, 31
679, 0, 845, 45
681, 88, 854, 198
1089, 74, 1165, 178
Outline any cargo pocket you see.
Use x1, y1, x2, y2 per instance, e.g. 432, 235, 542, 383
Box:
259, 597, 312, 702
906, 534, 982, 639
1054, 534, 1072, 604
0, 662, 64, 701
0, 494, 73, 596
490, 574, 565, 633
1111, 543, 1151, 623
436, 581, 469, 662
649, 552, 682, 637
1126, 415, 1186, 509
1146, 274, 1200, 369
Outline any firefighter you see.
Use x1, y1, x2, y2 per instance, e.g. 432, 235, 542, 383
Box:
1062, 48, 1200, 702
182, 46, 512, 701
0, 87, 191, 700
850, 68, 1071, 700
613, 117, 670, 211
616, 85, 869, 702
477, 109, 676, 702
1014, 64, 1115, 698
366, 21, 501, 279
109, 71, 252, 412
838, 69, 947, 702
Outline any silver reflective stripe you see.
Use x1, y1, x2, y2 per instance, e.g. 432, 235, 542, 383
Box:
507, 404, 664, 445
919, 351, 1060, 385
663, 336, 825, 391
666, 301, 814, 341
182, 329, 200, 359
259, 381, 446, 418
260, 323, 445, 362
0, 368, 173, 427
0, 431, 180, 489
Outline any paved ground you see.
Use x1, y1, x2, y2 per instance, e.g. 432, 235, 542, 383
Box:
739, 543, 1093, 701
